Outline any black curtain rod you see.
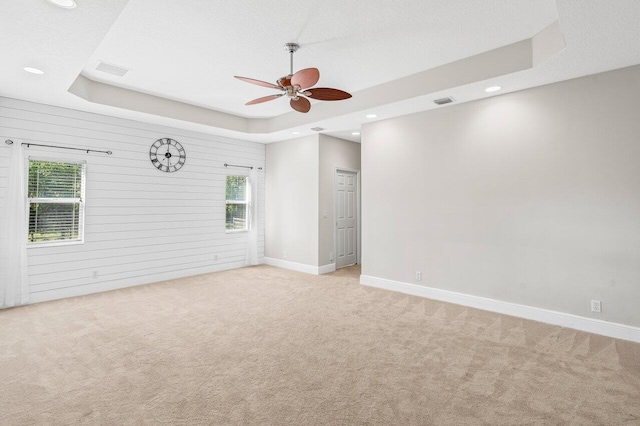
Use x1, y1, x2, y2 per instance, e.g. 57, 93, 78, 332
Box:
224, 163, 262, 170
4, 139, 112, 155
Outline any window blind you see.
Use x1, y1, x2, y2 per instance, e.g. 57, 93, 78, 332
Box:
28, 160, 85, 244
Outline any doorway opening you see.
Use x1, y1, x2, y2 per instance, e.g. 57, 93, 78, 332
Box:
334, 168, 359, 269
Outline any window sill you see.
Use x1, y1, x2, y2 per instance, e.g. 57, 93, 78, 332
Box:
225, 229, 248, 234
27, 240, 85, 249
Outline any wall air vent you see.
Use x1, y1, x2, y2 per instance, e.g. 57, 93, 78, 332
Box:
433, 97, 454, 105
95, 61, 130, 77
310, 127, 325, 132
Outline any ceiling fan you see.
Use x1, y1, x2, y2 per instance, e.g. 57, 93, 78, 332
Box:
234, 43, 352, 113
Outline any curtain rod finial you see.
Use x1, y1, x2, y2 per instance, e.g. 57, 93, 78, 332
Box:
5, 139, 13, 145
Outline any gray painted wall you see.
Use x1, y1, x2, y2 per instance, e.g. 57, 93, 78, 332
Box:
265, 135, 319, 266
265, 134, 361, 269
361, 65, 640, 327
318, 134, 361, 267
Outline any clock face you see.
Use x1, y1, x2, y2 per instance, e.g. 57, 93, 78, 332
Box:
149, 138, 186, 173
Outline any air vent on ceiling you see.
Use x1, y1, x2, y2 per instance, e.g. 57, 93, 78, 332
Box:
310, 127, 325, 132
433, 97, 454, 105
95, 61, 129, 77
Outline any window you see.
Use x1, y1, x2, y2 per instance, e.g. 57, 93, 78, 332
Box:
226, 175, 248, 231
27, 159, 86, 245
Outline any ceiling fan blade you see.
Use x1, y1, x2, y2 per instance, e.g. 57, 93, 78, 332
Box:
246, 94, 284, 105
234, 76, 281, 90
305, 87, 352, 101
291, 68, 319, 89
290, 96, 311, 113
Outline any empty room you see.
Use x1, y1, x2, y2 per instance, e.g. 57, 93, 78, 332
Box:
1, 0, 639, 424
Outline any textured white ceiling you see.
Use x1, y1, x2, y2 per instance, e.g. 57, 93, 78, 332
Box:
80, 0, 558, 117
1, 1, 640, 143
0, 0, 128, 104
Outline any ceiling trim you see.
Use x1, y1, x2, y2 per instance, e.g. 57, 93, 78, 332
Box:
68, 74, 251, 132
68, 21, 564, 136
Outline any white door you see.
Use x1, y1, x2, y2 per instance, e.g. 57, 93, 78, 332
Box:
335, 170, 357, 268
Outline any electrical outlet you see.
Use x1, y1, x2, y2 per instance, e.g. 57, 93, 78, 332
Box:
330, 251, 334, 261
283, 251, 287, 258
591, 300, 602, 313
92, 270, 99, 279
415, 271, 422, 281
214, 254, 218, 261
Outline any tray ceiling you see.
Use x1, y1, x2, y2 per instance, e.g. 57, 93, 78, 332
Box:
2, 0, 640, 143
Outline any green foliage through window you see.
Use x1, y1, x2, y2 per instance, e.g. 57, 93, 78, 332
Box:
28, 160, 85, 243
226, 176, 248, 230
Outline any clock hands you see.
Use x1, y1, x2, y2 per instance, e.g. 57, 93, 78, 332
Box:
164, 145, 173, 171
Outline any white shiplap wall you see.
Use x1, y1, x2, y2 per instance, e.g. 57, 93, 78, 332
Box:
0, 96, 265, 304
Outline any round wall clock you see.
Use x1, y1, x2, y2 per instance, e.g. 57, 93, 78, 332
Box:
149, 138, 186, 173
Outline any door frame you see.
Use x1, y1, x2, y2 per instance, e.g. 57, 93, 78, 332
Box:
333, 167, 361, 267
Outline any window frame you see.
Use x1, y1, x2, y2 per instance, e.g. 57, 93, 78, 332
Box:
225, 174, 249, 233
26, 157, 87, 248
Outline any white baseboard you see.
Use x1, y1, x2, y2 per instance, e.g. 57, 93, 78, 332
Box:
360, 274, 640, 343
318, 263, 337, 274
264, 257, 336, 275
28, 260, 251, 305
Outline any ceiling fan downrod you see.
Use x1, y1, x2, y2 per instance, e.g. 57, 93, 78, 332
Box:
284, 43, 299, 76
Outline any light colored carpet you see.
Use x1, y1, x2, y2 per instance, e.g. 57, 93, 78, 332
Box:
1, 265, 639, 425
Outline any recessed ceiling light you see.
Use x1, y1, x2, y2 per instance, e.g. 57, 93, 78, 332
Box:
485, 86, 502, 93
366, 114, 377, 119
292, 131, 300, 135
46, 0, 77, 8
352, 132, 360, 136
23, 67, 44, 75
